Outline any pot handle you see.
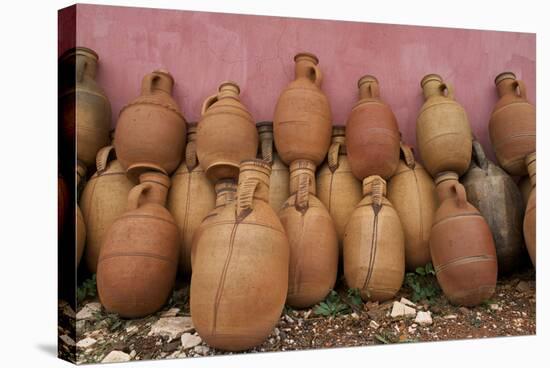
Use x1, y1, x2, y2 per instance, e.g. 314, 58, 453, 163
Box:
295, 172, 310, 214
185, 139, 198, 171
399, 142, 416, 169
127, 183, 151, 211
472, 140, 489, 171
452, 182, 468, 209
310, 65, 323, 87
141, 73, 161, 95
260, 135, 273, 164
200, 94, 218, 116
236, 178, 260, 221
515, 79, 527, 99
327, 142, 341, 173
440, 83, 454, 99
95, 145, 115, 174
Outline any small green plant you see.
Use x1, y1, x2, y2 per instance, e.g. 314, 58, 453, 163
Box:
314, 290, 350, 317
77, 274, 97, 303
404, 263, 441, 302
347, 288, 363, 308
282, 304, 295, 316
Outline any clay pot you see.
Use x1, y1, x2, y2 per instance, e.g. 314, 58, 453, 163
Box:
77, 206, 86, 267
167, 123, 216, 275
518, 176, 532, 208
489, 72, 536, 176
417, 74, 472, 177
273, 53, 332, 166
344, 176, 405, 301
387, 143, 437, 271
346, 75, 401, 180
461, 140, 525, 274
197, 82, 258, 181
279, 159, 338, 308
191, 160, 289, 351
317, 126, 362, 253
80, 145, 134, 273
258, 122, 290, 212
115, 70, 187, 180
97, 172, 179, 318
430, 172, 497, 306
59, 47, 111, 169
523, 153, 536, 267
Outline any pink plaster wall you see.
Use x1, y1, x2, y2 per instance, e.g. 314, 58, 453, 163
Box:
67, 4, 536, 161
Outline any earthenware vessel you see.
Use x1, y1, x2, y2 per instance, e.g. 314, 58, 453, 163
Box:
523, 153, 536, 267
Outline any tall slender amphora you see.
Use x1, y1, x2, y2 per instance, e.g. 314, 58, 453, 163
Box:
273, 53, 332, 166
317, 126, 362, 253
346, 75, 400, 180
523, 153, 536, 267
257, 122, 289, 212
197, 82, 258, 182
280, 159, 338, 308
387, 143, 437, 271
81, 145, 133, 273
430, 172, 497, 306
191, 160, 289, 351
461, 140, 525, 274
417, 74, 472, 177
167, 123, 216, 275
115, 70, 187, 180
97, 172, 179, 318
489, 72, 536, 176
59, 47, 111, 169
344, 176, 405, 301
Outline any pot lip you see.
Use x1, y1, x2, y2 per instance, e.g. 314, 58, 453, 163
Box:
289, 159, 316, 172
256, 121, 273, 128
294, 52, 319, 65
357, 75, 378, 88
434, 170, 459, 185
152, 69, 175, 83
60, 46, 99, 62
420, 73, 443, 87
332, 125, 346, 136
218, 80, 241, 94
494, 71, 517, 85
239, 158, 272, 171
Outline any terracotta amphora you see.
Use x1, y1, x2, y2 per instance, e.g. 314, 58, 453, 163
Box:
344, 176, 405, 302
273, 53, 332, 166
461, 140, 525, 274
191, 160, 289, 351
76, 169, 86, 268
279, 159, 338, 308
346, 75, 401, 180
387, 143, 437, 271
257, 122, 290, 212
80, 145, 134, 273
59, 47, 111, 169
115, 70, 187, 180
317, 126, 362, 254
489, 72, 536, 176
523, 153, 536, 267
518, 176, 532, 208
197, 82, 258, 181
430, 172, 497, 306
97, 172, 179, 318
416, 74, 472, 177
167, 123, 216, 275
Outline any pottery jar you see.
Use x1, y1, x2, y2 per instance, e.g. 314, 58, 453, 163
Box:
518, 176, 532, 208
316, 126, 362, 253
461, 140, 525, 274
273, 53, 332, 166
279, 159, 338, 308
346, 75, 401, 180
59, 47, 111, 169
387, 143, 437, 271
197, 81, 258, 182
489, 72, 536, 176
344, 176, 405, 302
97, 172, 179, 318
191, 160, 289, 351
80, 145, 134, 273
416, 74, 472, 177
115, 70, 187, 180
75, 169, 86, 268
430, 172, 497, 306
167, 123, 216, 275
523, 153, 536, 267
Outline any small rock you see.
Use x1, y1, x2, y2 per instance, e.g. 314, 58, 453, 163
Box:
60, 334, 75, 346
285, 315, 295, 323
459, 307, 470, 315
390, 301, 416, 318
149, 317, 194, 341
76, 337, 96, 348
400, 297, 416, 307
62, 303, 75, 318
516, 281, 531, 293
129, 350, 136, 359
365, 301, 379, 311
351, 312, 360, 320
76, 302, 102, 320
102, 351, 131, 363
369, 320, 380, 329
304, 310, 312, 319
489, 303, 501, 311
125, 325, 138, 334
415, 311, 433, 326
443, 314, 457, 319
194, 345, 210, 355
161, 308, 180, 318
181, 333, 202, 349
273, 327, 280, 337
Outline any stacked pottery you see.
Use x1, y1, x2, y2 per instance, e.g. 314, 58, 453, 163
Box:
317, 126, 362, 254
430, 172, 498, 306
461, 140, 525, 274
257, 122, 290, 212
489, 72, 536, 176
523, 153, 536, 267
387, 143, 437, 271
167, 123, 216, 275
190, 160, 289, 351
97, 172, 179, 318
344, 75, 405, 301
273, 53, 338, 307
115, 70, 187, 180
76, 165, 87, 268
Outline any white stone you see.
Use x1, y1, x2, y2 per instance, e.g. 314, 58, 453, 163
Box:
194, 345, 210, 355
415, 311, 433, 326
369, 320, 380, 329
285, 315, 295, 323
60, 334, 75, 346
125, 325, 138, 334
351, 312, 360, 319
161, 308, 180, 318
76, 302, 102, 320
400, 297, 416, 307
181, 333, 202, 349
129, 350, 136, 359
444, 314, 457, 319
101, 351, 131, 363
489, 303, 501, 311
148, 317, 194, 341
62, 303, 75, 318
76, 337, 97, 348
390, 301, 416, 318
